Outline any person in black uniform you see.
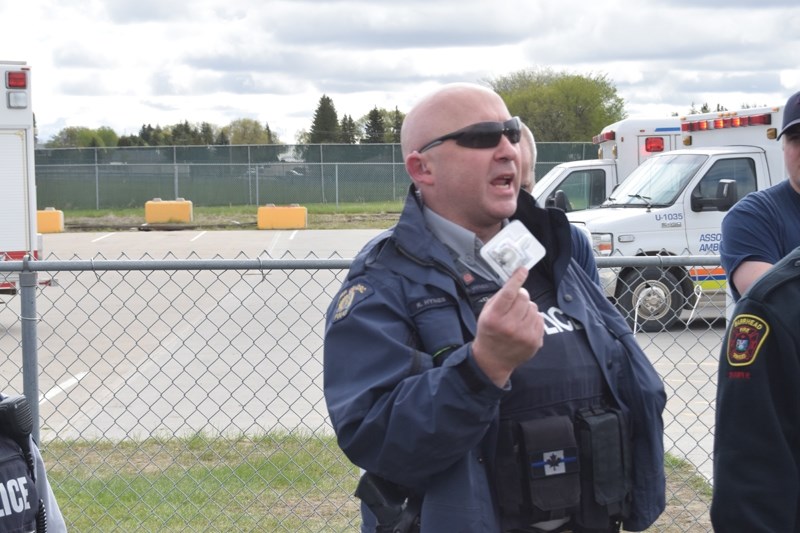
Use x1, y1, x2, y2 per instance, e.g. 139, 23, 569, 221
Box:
711, 245, 800, 532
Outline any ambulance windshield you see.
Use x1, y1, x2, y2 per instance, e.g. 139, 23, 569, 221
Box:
603, 153, 707, 207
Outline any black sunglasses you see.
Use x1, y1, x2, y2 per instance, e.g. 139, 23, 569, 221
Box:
417, 117, 522, 153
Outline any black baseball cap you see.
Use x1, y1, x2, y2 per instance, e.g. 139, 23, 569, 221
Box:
778, 91, 800, 140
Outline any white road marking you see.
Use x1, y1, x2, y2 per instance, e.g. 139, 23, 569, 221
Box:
190, 231, 207, 242
91, 233, 115, 243
40, 371, 88, 404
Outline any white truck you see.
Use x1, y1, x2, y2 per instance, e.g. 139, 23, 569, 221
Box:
533, 117, 681, 211
0, 61, 43, 294
566, 105, 786, 331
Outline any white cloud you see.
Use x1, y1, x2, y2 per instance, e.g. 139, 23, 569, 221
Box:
2, 0, 797, 143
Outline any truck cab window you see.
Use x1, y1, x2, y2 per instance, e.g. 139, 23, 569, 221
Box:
692, 158, 757, 210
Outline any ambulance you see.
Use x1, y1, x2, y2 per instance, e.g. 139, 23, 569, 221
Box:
566, 105, 786, 331
0, 61, 44, 294
533, 117, 681, 211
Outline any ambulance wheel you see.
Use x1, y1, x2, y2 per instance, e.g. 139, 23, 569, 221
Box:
618, 267, 682, 332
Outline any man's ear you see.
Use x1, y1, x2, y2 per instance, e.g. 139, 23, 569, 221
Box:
406, 153, 434, 185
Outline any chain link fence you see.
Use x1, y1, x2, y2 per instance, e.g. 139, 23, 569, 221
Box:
33, 143, 595, 210
1, 253, 723, 532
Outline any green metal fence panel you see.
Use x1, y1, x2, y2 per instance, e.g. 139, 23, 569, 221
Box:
34, 142, 595, 209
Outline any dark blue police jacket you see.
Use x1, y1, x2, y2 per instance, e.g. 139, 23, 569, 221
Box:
323, 187, 666, 532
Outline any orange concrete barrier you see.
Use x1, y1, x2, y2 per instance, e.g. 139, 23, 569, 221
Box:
145, 198, 193, 224
257, 204, 307, 229
37, 207, 64, 233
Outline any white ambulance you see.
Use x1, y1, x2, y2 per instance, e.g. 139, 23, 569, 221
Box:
566, 106, 786, 331
0, 61, 44, 294
533, 117, 681, 211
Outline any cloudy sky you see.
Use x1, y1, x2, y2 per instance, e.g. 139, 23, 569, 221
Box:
3, 0, 799, 144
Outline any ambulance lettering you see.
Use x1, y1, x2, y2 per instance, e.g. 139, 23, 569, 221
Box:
655, 212, 683, 228
698, 232, 722, 253
654, 212, 683, 222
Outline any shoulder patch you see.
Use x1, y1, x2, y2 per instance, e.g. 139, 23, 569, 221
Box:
332, 282, 374, 323
726, 313, 770, 367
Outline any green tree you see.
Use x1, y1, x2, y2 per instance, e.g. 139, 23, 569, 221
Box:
117, 134, 145, 147
45, 126, 105, 148
170, 120, 200, 145
390, 106, 403, 143
340, 115, 357, 144
199, 122, 216, 145
308, 95, 340, 143
95, 126, 119, 147
264, 122, 280, 144
487, 68, 625, 142
362, 107, 386, 144
215, 129, 230, 145
226, 118, 273, 145
139, 124, 170, 146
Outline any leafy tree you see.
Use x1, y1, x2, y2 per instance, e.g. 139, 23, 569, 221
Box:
340, 115, 357, 144
294, 129, 310, 144
487, 68, 625, 142
362, 107, 386, 144
308, 95, 340, 143
226, 118, 274, 145
95, 126, 119, 147
45, 126, 105, 148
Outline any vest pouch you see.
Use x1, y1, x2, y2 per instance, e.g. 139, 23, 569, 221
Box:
573, 407, 632, 530
519, 416, 580, 520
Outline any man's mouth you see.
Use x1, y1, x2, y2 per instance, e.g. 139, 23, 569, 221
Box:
491, 174, 514, 189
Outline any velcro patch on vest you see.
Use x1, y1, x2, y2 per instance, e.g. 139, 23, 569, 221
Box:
332, 282, 373, 323
726, 313, 770, 367
529, 447, 579, 478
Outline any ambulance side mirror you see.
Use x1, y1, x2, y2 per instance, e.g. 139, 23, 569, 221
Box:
553, 190, 571, 212
714, 179, 737, 212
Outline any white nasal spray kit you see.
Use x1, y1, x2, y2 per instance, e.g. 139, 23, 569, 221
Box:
480, 220, 546, 282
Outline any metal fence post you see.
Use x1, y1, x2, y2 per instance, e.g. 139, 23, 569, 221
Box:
173, 146, 179, 199
94, 147, 100, 210
19, 258, 40, 443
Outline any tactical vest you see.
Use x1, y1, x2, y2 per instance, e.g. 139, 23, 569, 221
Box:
0, 395, 44, 533
0, 435, 40, 533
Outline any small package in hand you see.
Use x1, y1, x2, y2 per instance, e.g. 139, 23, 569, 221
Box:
480, 220, 546, 282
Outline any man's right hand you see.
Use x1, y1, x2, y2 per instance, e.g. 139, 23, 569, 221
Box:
471, 267, 544, 387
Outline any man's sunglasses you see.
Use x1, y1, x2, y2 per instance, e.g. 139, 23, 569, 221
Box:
417, 117, 522, 153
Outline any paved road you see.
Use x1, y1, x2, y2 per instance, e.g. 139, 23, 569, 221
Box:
16, 229, 723, 482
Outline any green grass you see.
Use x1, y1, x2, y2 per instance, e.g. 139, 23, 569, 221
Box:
59, 201, 405, 231
63, 201, 403, 219
42, 434, 711, 532
44, 432, 361, 532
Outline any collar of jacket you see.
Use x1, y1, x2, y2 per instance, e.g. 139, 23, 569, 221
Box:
391, 186, 574, 282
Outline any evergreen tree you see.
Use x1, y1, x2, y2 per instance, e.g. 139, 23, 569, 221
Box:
340, 114, 357, 144
362, 107, 385, 144
390, 106, 403, 143
308, 95, 340, 143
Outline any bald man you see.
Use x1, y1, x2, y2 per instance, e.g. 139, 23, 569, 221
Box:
324, 83, 665, 533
